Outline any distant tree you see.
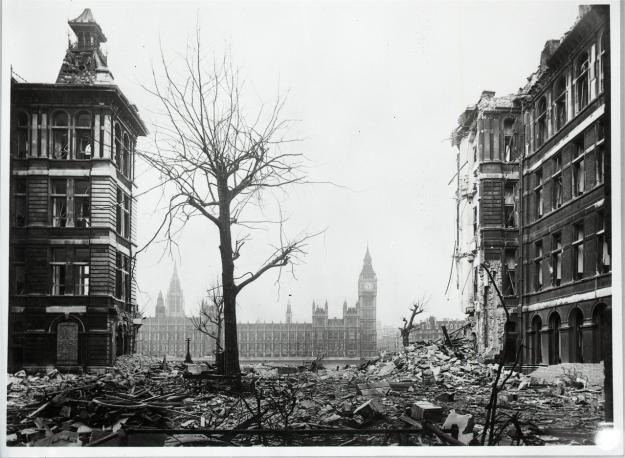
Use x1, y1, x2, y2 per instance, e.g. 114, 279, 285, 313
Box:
398, 298, 427, 347
189, 286, 224, 357
139, 30, 317, 376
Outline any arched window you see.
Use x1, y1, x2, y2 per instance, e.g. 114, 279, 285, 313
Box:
16, 112, 29, 158
568, 308, 584, 363
574, 51, 589, 112
534, 97, 548, 148
75, 112, 93, 159
52, 111, 70, 159
114, 124, 122, 166
531, 316, 542, 365
553, 76, 567, 132
122, 133, 131, 177
548, 312, 561, 365
592, 304, 609, 362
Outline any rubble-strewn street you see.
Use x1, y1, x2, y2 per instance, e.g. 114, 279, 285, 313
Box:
6, 340, 605, 447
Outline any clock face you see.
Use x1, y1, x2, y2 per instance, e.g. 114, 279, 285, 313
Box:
364, 282, 374, 291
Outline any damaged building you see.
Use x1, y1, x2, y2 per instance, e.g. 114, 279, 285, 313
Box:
8, 9, 147, 371
517, 5, 611, 365
451, 92, 523, 356
452, 5, 611, 366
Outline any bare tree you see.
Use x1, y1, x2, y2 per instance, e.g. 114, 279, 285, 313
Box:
189, 286, 224, 357
139, 30, 316, 376
398, 298, 427, 347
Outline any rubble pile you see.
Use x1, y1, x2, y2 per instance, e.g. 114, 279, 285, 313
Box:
5, 342, 606, 447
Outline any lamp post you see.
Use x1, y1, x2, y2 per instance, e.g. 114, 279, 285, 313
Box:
185, 337, 193, 363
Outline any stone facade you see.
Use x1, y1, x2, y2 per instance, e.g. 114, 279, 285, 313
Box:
8, 9, 147, 371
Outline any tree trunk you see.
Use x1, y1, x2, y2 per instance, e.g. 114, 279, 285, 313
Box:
401, 331, 409, 347
218, 185, 241, 376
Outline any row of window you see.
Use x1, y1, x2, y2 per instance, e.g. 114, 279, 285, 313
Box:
531, 213, 610, 292
12, 178, 132, 238
12, 248, 132, 302
530, 120, 605, 221
475, 117, 517, 163
14, 111, 134, 179
532, 31, 607, 149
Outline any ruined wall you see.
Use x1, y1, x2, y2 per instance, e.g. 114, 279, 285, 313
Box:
473, 261, 508, 355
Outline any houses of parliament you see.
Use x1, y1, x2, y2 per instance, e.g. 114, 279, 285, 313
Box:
136, 248, 378, 359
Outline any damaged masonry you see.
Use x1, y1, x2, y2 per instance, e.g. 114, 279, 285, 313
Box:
5, 3, 617, 452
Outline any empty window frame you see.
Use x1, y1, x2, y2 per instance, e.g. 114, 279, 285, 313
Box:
551, 232, 563, 286
598, 32, 607, 94
503, 118, 515, 161
116, 188, 131, 238
16, 112, 30, 158
534, 241, 543, 291
574, 51, 589, 112
114, 124, 122, 167
51, 179, 90, 228
51, 247, 90, 295
503, 248, 517, 295
504, 181, 516, 228
552, 154, 563, 210
535, 97, 548, 148
535, 169, 544, 219
596, 212, 610, 274
573, 223, 584, 280
122, 133, 131, 178
75, 112, 93, 159
51, 179, 68, 227
52, 112, 70, 159
13, 178, 27, 227
115, 251, 131, 303
553, 77, 567, 132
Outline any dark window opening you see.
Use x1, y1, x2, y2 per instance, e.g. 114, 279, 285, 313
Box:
574, 51, 589, 112
553, 77, 567, 132
551, 232, 562, 286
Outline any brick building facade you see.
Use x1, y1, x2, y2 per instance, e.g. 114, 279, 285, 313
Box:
8, 10, 147, 371
452, 5, 612, 366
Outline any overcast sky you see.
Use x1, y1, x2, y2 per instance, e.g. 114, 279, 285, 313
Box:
5, 0, 582, 325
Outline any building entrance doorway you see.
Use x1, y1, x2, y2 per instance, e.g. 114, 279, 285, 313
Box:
56, 321, 79, 365
548, 313, 561, 365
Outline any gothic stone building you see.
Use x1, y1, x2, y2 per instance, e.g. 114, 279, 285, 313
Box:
451, 91, 523, 355
8, 9, 147, 371
518, 5, 611, 366
135, 266, 217, 358
137, 248, 379, 360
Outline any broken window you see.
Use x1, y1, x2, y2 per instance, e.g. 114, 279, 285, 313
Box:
596, 211, 610, 274
553, 77, 567, 132
51, 179, 68, 227
52, 111, 70, 159
122, 133, 131, 178
551, 153, 563, 210
598, 32, 606, 94
572, 157, 585, 197
51, 179, 90, 227
535, 96, 548, 148
534, 241, 543, 291
551, 232, 562, 286
116, 251, 131, 304
75, 112, 93, 159
503, 118, 514, 161
504, 182, 516, 228
574, 51, 589, 112
503, 248, 517, 295
114, 124, 122, 167
13, 178, 27, 227
534, 169, 543, 219
595, 145, 605, 185
573, 223, 584, 280
16, 111, 29, 158
74, 180, 91, 228
51, 247, 90, 295
116, 188, 131, 238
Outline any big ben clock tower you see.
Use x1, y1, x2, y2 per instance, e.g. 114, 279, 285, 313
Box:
357, 246, 377, 357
